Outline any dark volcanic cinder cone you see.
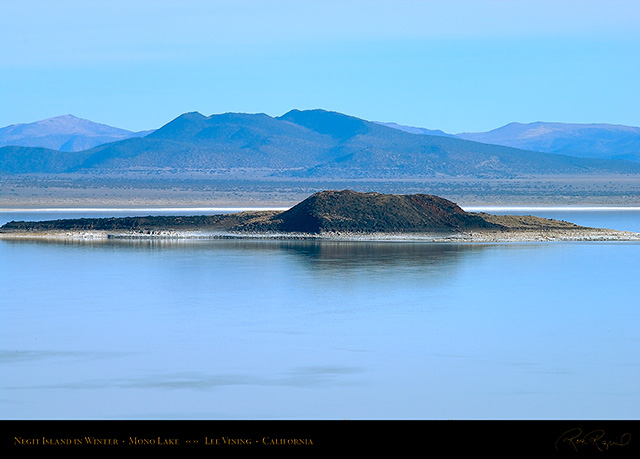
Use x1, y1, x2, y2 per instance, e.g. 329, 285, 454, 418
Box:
257, 190, 502, 234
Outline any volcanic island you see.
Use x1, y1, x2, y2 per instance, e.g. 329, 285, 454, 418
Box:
1, 190, 638, 242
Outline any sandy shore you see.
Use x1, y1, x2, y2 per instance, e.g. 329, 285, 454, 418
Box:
2, 227, 639, 243
3, 175, 640, 208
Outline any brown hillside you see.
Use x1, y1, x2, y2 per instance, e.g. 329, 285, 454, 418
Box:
243, 190, 503, 233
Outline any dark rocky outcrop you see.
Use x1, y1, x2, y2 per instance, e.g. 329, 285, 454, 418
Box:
243, 190, 501, 233
0, 212, 276, 233
1, 190, 596, 236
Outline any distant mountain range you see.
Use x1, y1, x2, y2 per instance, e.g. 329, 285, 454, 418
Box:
373, 122, 454, 138
381, 120, 640, 162
456, 122, 640, 162
1, 110, 639, 178
0, 115, 153, 152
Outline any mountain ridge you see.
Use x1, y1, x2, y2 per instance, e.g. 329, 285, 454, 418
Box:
2, 110, 639, 177
0, 115, 154, 152
457, 121, 640, 162
389, 120, 640, 163
373, 121, 454, 138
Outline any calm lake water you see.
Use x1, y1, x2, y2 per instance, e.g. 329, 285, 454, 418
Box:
1, 209, 638, 419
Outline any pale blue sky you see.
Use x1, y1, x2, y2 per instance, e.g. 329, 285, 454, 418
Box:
1, 0, 638, 132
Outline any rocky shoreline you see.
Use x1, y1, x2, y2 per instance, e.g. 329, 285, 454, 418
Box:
1, 227, 638, 243
2, 190, 639, 243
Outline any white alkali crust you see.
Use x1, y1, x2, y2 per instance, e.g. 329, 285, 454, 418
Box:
1, 228, 639, 242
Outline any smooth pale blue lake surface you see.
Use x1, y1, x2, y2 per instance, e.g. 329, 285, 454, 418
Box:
1, 209, 639, 419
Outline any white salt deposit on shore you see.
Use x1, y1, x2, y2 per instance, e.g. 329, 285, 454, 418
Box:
2, 228, 639, 243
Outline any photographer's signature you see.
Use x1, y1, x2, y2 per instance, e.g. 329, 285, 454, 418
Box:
555, 428, 631, 453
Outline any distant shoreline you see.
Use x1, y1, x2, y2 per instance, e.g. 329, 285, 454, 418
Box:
0, 206, 291, 213
3, 174, 640, 208
3, 205, 640, 212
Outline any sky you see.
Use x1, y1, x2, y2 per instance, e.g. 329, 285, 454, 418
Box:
1, 0, 639, 133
